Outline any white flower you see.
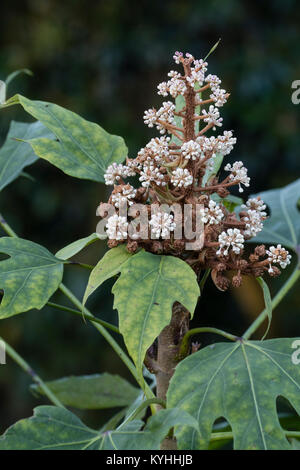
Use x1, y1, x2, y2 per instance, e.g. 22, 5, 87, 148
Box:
199, 199, 224, 225
157, 81, 169, 96
216, 228, 245, 256
210, 88, 227, 107
149, 212, 176, 238
202, 105, 223, 129
266, 244, 292, 272
104, 163, 135, 186
157, 101, 175, 122
168, 77, 187, 98
196, 131, 236, 160
144, 136, 170, 162
186, 68, 205, 87
242, 197, 266, 216
143, 108, 157, 127
143, 102, 175, 134
224, 161, 250, 192
173, 51, 183, 64
111, 184, 137, 208
205, 74, 221, 91
171, 168, 193, 188
243, 209, 264, 238
139, 161, 166, 187
192, 59, 208, 74
217, 131, 237, 155
106, 215, 128, 240
181, 140, 201, 160
156, 101, 176, 133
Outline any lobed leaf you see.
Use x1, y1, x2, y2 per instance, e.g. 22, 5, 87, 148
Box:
167, 338, 300, 450
0, 120, 54, 192
112, 250, 200, 372
247, 179, 300, 253
83, 244, 132, 306
0, 237, 64, 319
2, 94, 128, 182
0, 406, 198, 450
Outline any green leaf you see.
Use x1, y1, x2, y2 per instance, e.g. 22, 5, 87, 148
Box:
0, 406, 198, 450
247, 179, 300, 253
0, 237, 64, 319
167, 338, 300, 450
256, 277, 272, 340
112, 250, 200, 372
31, 373, 140, 410
55, 233, 100, 260
83, 244, 132, 306
0, 120, 54, 192
3, 94, 128, 182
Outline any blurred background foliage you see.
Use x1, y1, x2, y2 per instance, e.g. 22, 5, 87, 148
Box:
0, 0, 299, 432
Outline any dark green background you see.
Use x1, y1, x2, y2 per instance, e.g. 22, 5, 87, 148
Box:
0, 0, 299, 432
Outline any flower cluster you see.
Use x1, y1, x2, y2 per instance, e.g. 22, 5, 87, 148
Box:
99, 51, 292, 290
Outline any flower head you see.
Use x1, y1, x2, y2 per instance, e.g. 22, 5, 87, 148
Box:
217, 228, 245, 256
149, 212, 176, 239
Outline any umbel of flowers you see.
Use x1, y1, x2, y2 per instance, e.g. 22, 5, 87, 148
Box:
99, 52, 291, 290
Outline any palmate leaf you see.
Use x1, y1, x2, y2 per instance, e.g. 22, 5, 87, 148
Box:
0, 237, 64, 319
0, 120, 54, 192
0, 406, 198, 450
248, 179, 300, 253
2, 94, 128, 183
30, 373, 140, 410
167, 338, 300, 450
112, 250, 200, 372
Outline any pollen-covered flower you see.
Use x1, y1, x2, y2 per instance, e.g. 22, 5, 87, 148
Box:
216, 228, 245, 256
171, 168, 193, 188
181, 140, 201, 160
106, 215, 128, 240
111, 184, 137, 208
199, 199, 224, 225
202, 105, 223, 129
149, 212, 176, 238
104, 163, 135, 186
266, 244, 292, 273
224, 161, 250, 192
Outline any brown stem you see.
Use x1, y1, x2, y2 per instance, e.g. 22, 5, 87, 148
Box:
155, 302, 190, 450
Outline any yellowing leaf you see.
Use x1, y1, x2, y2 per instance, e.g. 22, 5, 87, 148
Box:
3, 94, 128, 182
0, 237, 63, 319
112, 250, 200, 372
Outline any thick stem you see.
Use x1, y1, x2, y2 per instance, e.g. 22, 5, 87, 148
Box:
155, 302, 190, 449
